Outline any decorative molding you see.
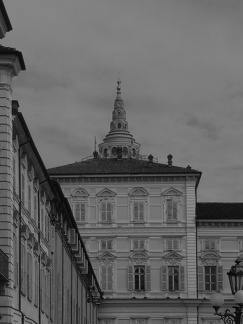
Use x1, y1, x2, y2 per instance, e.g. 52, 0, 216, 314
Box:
96, 188, 116, 197
164, 251, 183, 265
54, 175, 197, 184
162, 187, 183, 196
129, 187, 148, 197
200, 251, 220, 265
71, 188, 89, 197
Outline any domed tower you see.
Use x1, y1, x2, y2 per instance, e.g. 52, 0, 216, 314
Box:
98, 78, 140, 159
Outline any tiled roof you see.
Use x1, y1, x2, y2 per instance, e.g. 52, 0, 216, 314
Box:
196, 202, 243, 220
48, 157, 201, 176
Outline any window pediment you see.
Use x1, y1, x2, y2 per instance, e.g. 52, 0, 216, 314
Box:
201, 252, 220, 261
98, 252, 116, 260
129, 188, 148, 197
97, 188, 116, 197
164, 252, 183, 260
162, 187, 182, 196
72, 188, 89, 197
130, 252, 148, 260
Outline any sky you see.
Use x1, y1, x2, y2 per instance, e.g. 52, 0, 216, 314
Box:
3, 0, 243, 202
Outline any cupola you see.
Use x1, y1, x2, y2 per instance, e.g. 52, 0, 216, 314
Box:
98, 78, 140, 159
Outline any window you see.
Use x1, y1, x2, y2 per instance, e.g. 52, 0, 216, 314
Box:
13, 155, 16, 189
168, 266, 179, 291
166, 199, 178, 221
27, 252, 33, 301
13, 233, 18, 287
34, 195, 38, 224
21, 173, 25, 203
74, 202, 86, 223
128, 265, 151, 291
101, 201, 113, 222
161, 265, 185, 291
133, 239, 145, 250
133, 202, 145, 222
135, 266, 145, 290
21, 241, 26, 295
167, 239, 179, 251
132, 320, 147, 324
204, 239, 216, 251
40, 208, 45, 235
100, 265, 113, 291
28, 184, 32, 214
198, 265, 223, 292
34, 260, 39, 306
101, 239, 113, 251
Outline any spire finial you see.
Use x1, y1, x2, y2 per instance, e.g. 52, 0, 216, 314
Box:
116, 74, 121, 98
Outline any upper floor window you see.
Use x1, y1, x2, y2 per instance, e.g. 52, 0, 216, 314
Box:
132, 238, 146, 251
129, 188, 148, 223
198, 265, 223, 292
128, 264, 150, 291
74, 202, 86, 223
97, 188, 116, 223
162, 188, 182, 223
161, 265, 185, 292
101, 201, 113, 222
100, 264, 113, 291
132, 319, 147, 324
100, 239, 113, 251
204, 239, 217, 251
166, 239, 180, 251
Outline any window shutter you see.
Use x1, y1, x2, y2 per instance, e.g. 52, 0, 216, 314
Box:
81, 203, 86, 222
134, 203, 139, 221
101, 266, 106, 291
211, 240, 216, 250
167, 239, 173, 250
128, 266, 134, 291
172, 200, 178, 220
167, 199, 172, 219
180, 265, 185, 290
107, 265, 113, 291
174, 240, 179, 250
145, 265, 151, 290
140, 240, 145, 250
101, 240, 106, 250
161, 266, 167, 290
107, 203, 112, 221
107, 240, 112, 250
101, 202, 106, 221
139, 202, 144, 221
205, 240, 210, 250
217, 266, 223, 292
198, 266, 204, 291
75, 203, 81, 222
134, 240, 139, 250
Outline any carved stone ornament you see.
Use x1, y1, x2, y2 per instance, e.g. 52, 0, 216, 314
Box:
164, 252, 183, 266
130, 252, 148, 265
164, 318, 183, 324
201, 252, 220, 265
98, 252, 116, 266
96, 188, 116, 197
129, 187, 149, 197
162, 187, 183, 197
72, 188, 89, 197
201, 317, 221, 324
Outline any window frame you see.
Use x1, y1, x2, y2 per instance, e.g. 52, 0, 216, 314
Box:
100, 264, 113, 292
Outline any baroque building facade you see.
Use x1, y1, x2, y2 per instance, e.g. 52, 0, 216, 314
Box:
49, 80, 243, 324
0, 2, 101, 324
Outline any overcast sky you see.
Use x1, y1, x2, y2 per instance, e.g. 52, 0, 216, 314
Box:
3, 0, 243, 202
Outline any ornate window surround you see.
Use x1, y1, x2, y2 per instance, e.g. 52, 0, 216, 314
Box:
129, 188, 148, 223
162, 187, 182, 223
71, 188, 89, 224
97, 188, 116, 223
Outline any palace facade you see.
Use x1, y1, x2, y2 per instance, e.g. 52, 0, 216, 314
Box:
49, 80, 243, 324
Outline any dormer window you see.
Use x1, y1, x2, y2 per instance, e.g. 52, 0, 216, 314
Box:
118, 123, 121, 129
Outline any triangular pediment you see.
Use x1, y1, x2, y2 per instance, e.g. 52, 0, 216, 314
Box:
130, 251, 148, 259
72, 188, 89, 197
96, 188, 116, 197
98, 252, 116, 260
201, 251, 220, 260
164, 252, 183, 260
162, 187, 182, 196
129, 187, 148, 197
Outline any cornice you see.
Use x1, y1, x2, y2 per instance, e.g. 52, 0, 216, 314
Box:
54, 175, 197, 184
76, 227, 186, 235
197, 221, 243, 227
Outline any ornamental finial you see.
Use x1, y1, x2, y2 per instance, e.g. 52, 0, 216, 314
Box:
116, 74, 121, 98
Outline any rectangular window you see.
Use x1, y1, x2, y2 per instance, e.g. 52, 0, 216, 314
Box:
35, 260, 39, 306
14, 233, 18, 287
133, 239, 145, 250
27, 252, 33, 301
41, 208, 45, 234
168, 266, 179, 291
167, 199, 178, 221
21, 241, 26, 295
134, 266, 145, 290
21, 173, 25, 204
101, 202, 112, 222
133, 202, 144, 222
167, 239, 179, 251
34, 195, 38, 224
74, 203, 86, 222
205, 266, 217, 291
101, 265, 113, 291
13, 156, 16, 189
28, 184, 32, 214
101, 239, 113, 251
204, 240, 216, 250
